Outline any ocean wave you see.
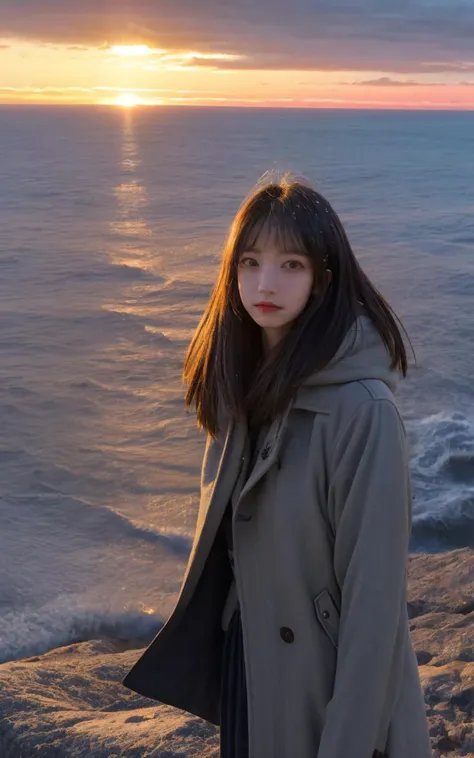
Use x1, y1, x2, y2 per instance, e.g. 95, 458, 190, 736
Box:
411, 495, 474, 552
51, 261, 161, 284
0, 599, 163, 664
409, 411, 474, 550
0, 494, 192, 661
1, 494, 193, 557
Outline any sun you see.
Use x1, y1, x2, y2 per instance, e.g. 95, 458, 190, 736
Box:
116, 93, 140, 107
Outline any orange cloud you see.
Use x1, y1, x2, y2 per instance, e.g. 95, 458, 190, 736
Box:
1, 0, 474, 75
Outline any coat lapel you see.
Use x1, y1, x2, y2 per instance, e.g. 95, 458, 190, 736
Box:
237, 403, 293, 506
175, 399, 307, 612
177, 416, 246, 609
237, 387, 332, 506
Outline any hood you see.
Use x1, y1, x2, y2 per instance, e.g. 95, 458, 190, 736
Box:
301, 315, 399, 394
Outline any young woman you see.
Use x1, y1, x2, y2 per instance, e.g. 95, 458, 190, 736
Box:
123, 178, 433, 758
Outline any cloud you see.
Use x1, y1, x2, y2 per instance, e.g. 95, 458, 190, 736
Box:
354, 76, 474, 86
354, 77, 439, 86
0, 86, 93, 94
1, 0, 474, 73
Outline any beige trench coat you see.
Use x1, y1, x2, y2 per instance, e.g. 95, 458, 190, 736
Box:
123, 317, 433, 758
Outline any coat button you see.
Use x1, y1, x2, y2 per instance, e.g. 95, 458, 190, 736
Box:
280, 626, 294, 643
322, 610, 330, 619
260, 445, 271, 460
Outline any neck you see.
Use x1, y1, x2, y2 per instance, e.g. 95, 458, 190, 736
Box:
262, 327, 285, 355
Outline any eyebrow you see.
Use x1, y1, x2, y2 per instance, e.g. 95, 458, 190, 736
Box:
242, 246, 306, 255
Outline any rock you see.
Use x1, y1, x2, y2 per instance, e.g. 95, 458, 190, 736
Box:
408, 548, 474, 616
0, 639, 219, 757
0, 550, 472, 756
409, 548, 474, 755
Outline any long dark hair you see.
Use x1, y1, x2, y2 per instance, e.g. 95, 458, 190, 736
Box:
183, 176, 410, 438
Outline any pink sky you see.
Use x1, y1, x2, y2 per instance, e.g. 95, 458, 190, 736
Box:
1, 1, 474, 108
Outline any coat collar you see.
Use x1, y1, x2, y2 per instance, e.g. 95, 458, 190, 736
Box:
291, 385, 333, 414
237, 390, 330, 503
223, 386, 331, 508
236, 402, 291, 503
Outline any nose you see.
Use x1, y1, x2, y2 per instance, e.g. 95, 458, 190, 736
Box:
258, 264, 278, 295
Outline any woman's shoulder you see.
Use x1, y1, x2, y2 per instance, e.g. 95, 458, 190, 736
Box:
343, 377, 397, 408
330, 378, 402, 433
297, 380, 404, 460
294, 377, 399, 420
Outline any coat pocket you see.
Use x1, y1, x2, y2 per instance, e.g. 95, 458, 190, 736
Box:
313, 588, 340, 649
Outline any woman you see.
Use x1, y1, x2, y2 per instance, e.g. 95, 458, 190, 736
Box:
123, 177, 433, 758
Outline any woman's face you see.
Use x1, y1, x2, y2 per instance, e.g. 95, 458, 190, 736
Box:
237, 225, 314, 351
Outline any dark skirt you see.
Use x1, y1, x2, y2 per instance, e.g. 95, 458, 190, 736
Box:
219, 607, 249, 758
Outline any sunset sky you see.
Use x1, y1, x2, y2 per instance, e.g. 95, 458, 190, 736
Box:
1, 0, 474, 109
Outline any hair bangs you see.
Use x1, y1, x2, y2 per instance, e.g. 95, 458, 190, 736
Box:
236, 195, 324, 266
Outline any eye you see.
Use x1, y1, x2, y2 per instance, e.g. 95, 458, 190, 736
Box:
239, 256, 257, 267
283, 259, 305, 270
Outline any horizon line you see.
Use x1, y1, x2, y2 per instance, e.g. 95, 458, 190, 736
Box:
1, 102, 474, 112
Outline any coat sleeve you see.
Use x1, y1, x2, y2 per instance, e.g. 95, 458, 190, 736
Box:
318, 398, 412, 758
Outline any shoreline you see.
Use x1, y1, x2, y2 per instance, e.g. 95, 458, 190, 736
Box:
0, 547, 472, 757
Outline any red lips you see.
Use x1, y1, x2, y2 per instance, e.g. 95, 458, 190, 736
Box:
255, 302, 282, 312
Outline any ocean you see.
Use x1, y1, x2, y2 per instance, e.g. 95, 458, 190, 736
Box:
1, 105, 473, 667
